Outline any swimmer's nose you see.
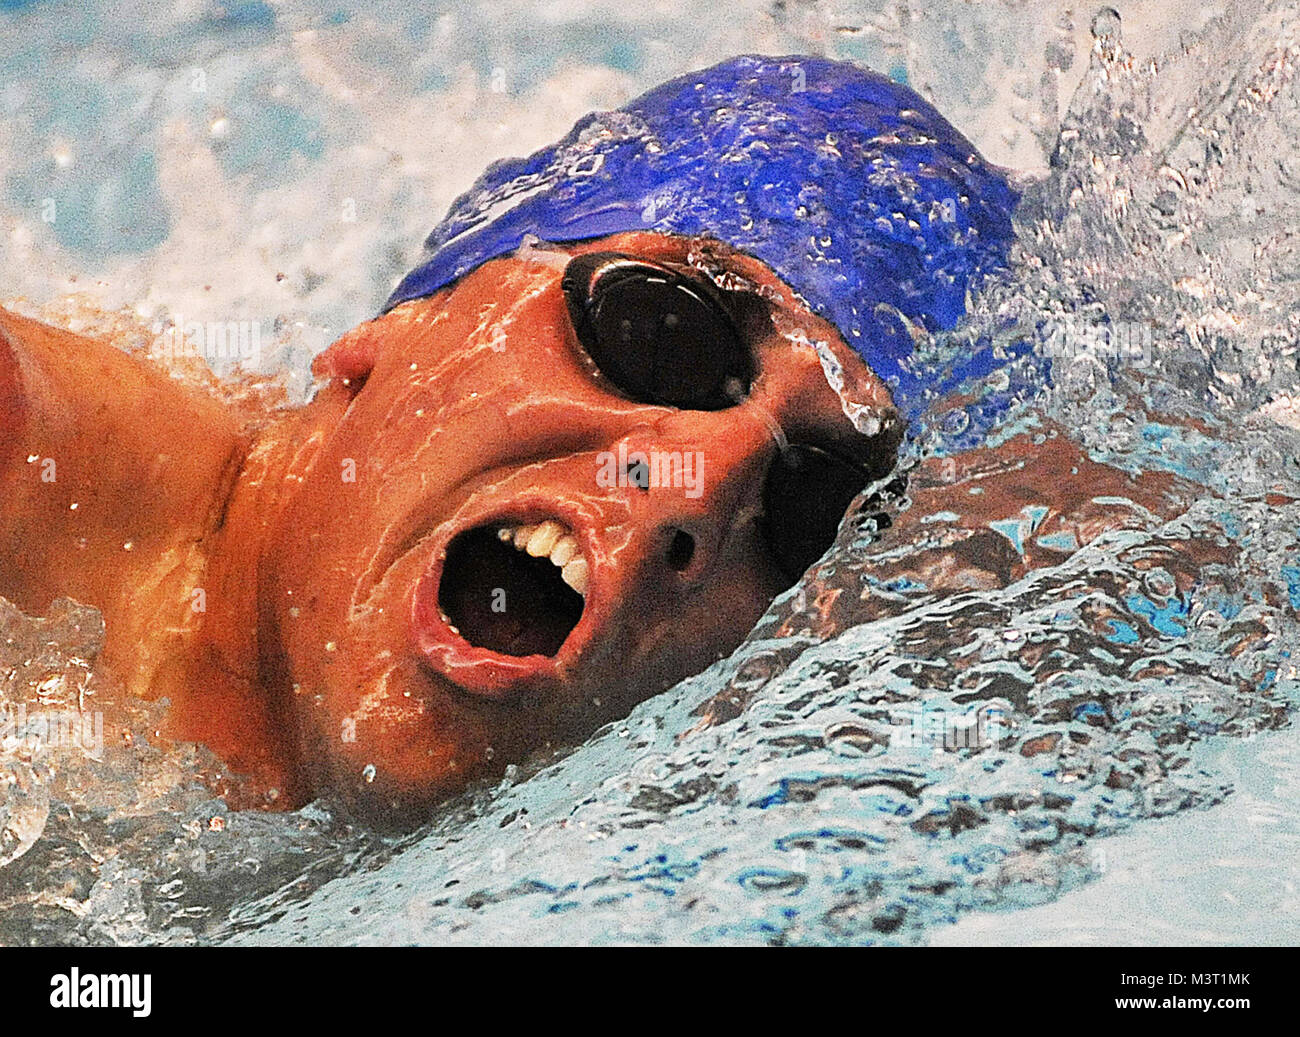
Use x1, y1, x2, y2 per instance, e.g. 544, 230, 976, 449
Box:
610, 416, 775, 591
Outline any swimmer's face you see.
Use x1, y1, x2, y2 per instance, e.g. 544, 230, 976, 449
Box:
265, 231, 898, 824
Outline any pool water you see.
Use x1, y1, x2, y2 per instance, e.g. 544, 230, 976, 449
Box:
1, 0, 1298, 945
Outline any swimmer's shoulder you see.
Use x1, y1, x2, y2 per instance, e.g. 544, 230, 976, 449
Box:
0, 307, 34, 475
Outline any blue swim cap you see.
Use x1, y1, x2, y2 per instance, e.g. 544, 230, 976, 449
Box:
385, 54, 1020, 423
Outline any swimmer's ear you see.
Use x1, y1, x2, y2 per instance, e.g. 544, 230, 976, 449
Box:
312, 320, 382, 395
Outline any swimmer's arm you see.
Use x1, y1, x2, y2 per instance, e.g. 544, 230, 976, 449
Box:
689, 423, 1227, 733
868, 422, 1220, 597
691, 420, 1266, 732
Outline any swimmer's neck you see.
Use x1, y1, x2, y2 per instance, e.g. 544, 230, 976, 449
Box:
0, 307, 329, 805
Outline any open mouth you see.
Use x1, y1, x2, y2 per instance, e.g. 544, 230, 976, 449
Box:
436, 519, 588, 658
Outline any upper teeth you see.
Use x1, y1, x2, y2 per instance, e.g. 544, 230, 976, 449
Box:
496, 520, 589, 596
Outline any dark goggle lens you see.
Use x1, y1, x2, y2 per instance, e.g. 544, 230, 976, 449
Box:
763, 444, 872, 585
561, 252, 753, 410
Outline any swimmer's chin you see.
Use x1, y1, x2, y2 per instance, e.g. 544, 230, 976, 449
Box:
297, 652, 599, 831
298, 665, 480, 826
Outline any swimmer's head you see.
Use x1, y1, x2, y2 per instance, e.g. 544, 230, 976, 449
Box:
387, 54, 1019, 423
265, 56, 1017, 824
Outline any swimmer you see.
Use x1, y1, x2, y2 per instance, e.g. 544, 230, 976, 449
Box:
0, 55, 1201, 826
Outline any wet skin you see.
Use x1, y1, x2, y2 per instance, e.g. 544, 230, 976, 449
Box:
0, 231, 900, 822
0, 229, 1212, 826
